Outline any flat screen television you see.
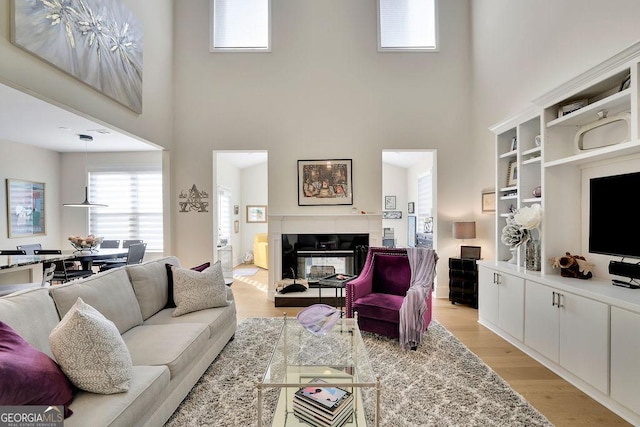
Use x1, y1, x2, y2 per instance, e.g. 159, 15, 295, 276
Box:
589, 171, 640, 259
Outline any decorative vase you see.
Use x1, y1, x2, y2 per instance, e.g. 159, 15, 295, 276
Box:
507, 247, 517, 264
525, 239, 541, 271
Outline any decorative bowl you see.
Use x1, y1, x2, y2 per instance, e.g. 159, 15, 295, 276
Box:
68, 235, 103, 251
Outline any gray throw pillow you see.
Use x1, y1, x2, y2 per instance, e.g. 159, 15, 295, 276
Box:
172, 260, 229, 317
49, 297, 133, 394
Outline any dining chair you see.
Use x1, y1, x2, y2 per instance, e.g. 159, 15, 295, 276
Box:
16, 244, 42, 255
36, 250, 94, 284
99, 243, 147, 272
122, 240, 143, 248
0, 263, 57, 296
0, 250, 27, 255
100, 240, 121, 249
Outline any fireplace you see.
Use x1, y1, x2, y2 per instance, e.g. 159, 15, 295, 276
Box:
282, 233, 369, 280
268, 213, 383, 300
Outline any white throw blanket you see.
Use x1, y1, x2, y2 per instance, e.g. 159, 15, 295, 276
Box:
399, 247, 438, 350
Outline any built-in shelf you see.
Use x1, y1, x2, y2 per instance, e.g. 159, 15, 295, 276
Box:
522, 157, 541, 165
499, 150, 517, 159
547, 89, 631, 128
523, 147, 542, 156
544, 139, 640, 168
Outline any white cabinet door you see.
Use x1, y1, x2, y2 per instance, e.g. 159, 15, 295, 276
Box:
478, 266, 499, 327
497, 272, 524, 341
524, 280, 559, 363
610, 306, 640, 412
559, 292, 609, 394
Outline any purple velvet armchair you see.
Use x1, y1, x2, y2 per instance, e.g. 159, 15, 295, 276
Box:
346, 247, 433, 339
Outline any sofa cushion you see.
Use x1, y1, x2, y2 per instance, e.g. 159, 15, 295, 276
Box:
165, 261, 210, 309
371, 254, 411, 296
352, 293, 405, 323
122, 323, 209, 379
49, 268, 143, 334
0, 322, 74, 417
64, 365, 169, 427
143, 299, 236, 340
126, 256, 181, 320
50, 298, 133, 394
0, 288, 60, 357
171, 261, 229, 317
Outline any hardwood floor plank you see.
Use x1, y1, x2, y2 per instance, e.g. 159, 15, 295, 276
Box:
231, 266, 631, 426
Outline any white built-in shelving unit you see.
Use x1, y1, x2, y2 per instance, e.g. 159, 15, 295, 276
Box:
481, 41, 640, 426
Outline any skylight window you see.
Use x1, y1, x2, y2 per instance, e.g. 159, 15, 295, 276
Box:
378, 0, 438, 52
211, 0, 271, 52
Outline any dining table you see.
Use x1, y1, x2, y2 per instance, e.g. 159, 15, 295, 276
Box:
68, 248, 130, 270
0, 253, 74, 285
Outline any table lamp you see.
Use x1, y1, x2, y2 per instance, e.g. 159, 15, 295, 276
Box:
452, 221, 476, 258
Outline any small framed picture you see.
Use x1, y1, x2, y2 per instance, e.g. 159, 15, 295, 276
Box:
384, 195, 396, 210
246, 205, 267, 223
507, 160, 518, 187
481, 191, 496, 213
234, 205, 239, 215
382, 211, 402, 219
408, 202, 415, 214
234, 220, 239, 233
510, 136, 517, 151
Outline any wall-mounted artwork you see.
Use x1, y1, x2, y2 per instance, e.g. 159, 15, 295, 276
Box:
12, 0, 143, 113
178, 184, 209, 213
246, 205, 267, 223
6, 179, 46, 238
298, 159, 353, 206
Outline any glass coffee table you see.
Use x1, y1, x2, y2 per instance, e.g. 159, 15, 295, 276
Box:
258, 314, 380, 426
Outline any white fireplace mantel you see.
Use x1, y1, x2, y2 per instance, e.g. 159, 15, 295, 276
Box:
267, 213, 382, 300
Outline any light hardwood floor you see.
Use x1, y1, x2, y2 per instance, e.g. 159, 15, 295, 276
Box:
231, 266, 631, 427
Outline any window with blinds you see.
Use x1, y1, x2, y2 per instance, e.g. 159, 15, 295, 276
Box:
217, 187, 232, 244
378, 0, 438, 51
211, 0, 270, 51
417, 173, 433, 232
89, 171, 163, 252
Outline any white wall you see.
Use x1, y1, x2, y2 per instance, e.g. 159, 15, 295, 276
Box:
0, 140, 61, 250
470, 0, 640, 261
382, 163, 407, 247
172, 0, 473, 290
241, 162, 268, 264
0, 0, 174, 149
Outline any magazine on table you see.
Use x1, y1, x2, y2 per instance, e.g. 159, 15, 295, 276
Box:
294, 378, 353, 412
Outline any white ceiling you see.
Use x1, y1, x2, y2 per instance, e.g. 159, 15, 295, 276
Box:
0, 82, 434, 170
0, 82, 160, 153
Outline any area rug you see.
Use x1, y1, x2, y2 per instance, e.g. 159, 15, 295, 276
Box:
165, 318, 553, 427
233, 268, 260, 277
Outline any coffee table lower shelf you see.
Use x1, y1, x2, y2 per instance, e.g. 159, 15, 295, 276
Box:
258, 369, 378, 427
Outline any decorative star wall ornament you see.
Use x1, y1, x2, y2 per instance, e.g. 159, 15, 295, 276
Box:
178, 184, 209, 213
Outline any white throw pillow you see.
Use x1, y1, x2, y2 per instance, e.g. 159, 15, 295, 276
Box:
50, 297, 133, 394
172, 260, 229, 317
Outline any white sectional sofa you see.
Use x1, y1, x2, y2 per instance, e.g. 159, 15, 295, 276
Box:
0, 256, 237, 427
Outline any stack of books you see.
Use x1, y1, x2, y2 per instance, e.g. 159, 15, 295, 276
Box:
293, 378, 354, 427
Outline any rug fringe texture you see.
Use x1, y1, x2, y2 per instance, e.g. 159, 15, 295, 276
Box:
165, 317, 553, 426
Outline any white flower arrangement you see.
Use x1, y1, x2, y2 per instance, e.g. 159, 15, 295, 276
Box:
501, 204, 543, 248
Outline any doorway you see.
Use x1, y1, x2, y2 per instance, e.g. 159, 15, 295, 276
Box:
213, 151, 268, 271
381, 150, 435, 249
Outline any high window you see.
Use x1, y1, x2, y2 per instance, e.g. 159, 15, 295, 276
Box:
89, 171, 163, 252
211, 0, 271, 52
378, 0, 438, 51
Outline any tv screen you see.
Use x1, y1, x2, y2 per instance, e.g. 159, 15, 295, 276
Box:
589, 171, 640, 259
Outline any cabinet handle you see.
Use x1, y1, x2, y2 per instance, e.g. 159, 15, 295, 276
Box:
557, 293, 564, 308
496, 273, 502, 285
552, 291, 557, 307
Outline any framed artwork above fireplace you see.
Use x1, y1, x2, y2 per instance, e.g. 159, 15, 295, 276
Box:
298, 159, 353, 206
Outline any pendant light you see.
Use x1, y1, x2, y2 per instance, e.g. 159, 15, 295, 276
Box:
63, 134, 108, 208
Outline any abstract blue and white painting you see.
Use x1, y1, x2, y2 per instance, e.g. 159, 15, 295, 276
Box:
12, 0, 143, 113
